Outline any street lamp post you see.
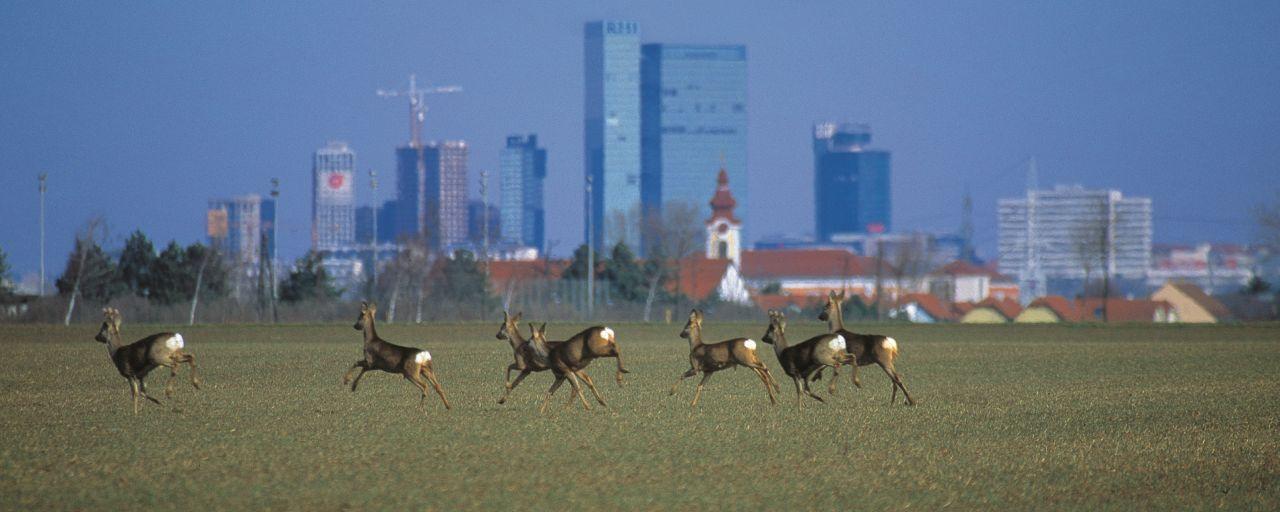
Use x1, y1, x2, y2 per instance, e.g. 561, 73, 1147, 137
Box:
270, 178, 280, 323
38, 173, 47, 296
586, 175, 594, 320
369, 169, 378, 300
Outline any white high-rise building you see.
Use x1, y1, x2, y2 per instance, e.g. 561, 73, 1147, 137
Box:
312, 141, 356, 252
998, 185, 1152, 292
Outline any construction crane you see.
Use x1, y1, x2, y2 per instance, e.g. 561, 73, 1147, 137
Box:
376, 74, 461, 148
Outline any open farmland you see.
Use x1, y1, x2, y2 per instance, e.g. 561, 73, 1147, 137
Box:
1, 321, 1277, 510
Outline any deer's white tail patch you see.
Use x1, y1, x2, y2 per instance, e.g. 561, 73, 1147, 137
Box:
414, 351, 432, 364
829, 335, 847, 351
743, 339, 757, 351
601, 327, 615, 342
882, 337, 898, 353
165, 333, 185, 350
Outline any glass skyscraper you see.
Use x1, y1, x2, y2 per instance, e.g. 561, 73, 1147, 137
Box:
813, 123, 891, 242
500, 134, 546, 251
312, 141, 356, 251
393, 141, 469, 250
641, 44, 747, 245
584, 20, 642, 251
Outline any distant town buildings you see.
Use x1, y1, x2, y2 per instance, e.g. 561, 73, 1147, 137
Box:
394, 140, 469, 250
500, 134, 546, 251
641, 43, 748, 245
312, 141, 356, 252
998, 185, 1153, 298
813, 122, 892, 242
207, 194, 275, 274
584, 20, 643, 251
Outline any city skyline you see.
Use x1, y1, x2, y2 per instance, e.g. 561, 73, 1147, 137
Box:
2, 2, 1278, 281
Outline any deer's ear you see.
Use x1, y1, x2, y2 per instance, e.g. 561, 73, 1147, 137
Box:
515, 311, 523, 321
540, 322, 547, 333
360, 301, 369, 311
838, 291, 846, 300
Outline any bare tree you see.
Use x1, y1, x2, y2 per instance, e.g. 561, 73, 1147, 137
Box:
1071, 200, 1114, 321
1256, 191, 1280, 257
642, 202, 702, 313
889, 235, 938, 301
63, 216, 106, 325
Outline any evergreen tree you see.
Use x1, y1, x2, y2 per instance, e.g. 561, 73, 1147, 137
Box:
0, 245, 13, 297
280, 251, 341, 303
603, 242, 647, 302
116, 230, 156, 298
562, 244, 604, 281
56, 238, 123, 302
147, 241, 187, 305
430, 249, 491, 305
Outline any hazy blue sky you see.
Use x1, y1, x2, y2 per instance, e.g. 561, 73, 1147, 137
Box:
2, 1, 1278, 282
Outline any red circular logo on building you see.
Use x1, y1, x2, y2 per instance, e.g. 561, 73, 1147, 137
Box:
328, 173, 345, 189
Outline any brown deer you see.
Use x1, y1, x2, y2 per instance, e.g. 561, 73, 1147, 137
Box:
527, 322, 628, 414
818, 290, 915, 405
93, 307, 201, 414
343, 302, 451, 411
761, 309, 853, 404
495, 311, 609, 407
668, 309, 779, 407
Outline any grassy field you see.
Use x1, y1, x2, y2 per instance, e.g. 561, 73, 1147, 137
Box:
1, 320, 1277, 510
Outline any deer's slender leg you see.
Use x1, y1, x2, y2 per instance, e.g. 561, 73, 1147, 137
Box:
827, 365, 841, 395
669, 368, 697, 396
129, 378, 141, 415
138, 379, 162, 405
747, 366, 778, 405
801, 369, 826, 403
564, 371, 591, 411
792, 377, 804, 405
503, 363, 520, 390
421, 366, 451, 410
850, 361, 863, 389
538, 375, 567, 414
344, 361, 369, 392
613, 354, 629, 386
879, 363, 914, 406
181, 353, 201, 389
165, 363, 179, 398
577, 372, 608, 407
690, 372, 713, 407
498, 369, 532, 404
405, 372, 431, 412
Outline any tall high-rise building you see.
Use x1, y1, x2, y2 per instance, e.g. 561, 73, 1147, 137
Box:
641, 44, 747, 244
207, 194, 275, 272
312, 141, 356, 251
500, 134, 546, 251
998, 185, 1153, 285
394, 141, 469, 250
813, 122, 891, 242
585, 20, 642, 250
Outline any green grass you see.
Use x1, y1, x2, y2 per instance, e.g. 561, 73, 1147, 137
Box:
1, 321, 1278, 510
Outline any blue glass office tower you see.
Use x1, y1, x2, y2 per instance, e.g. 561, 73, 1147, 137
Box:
500, 134, 546, 251
813, 122, 891, 241
641, 44, 747, 246
394, 141, 469, 250
584, 20, 642, 251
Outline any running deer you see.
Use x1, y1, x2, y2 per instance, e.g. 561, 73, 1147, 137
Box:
818, 291, 916, 405
343, 302, 451, 411
668, 309, 779, 407
93, 307, 201, 414
761, 309, 853, 404
495, 311, 607, 407
527, 323, 628, 414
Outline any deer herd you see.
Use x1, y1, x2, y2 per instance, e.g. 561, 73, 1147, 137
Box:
92, 290, 914, 415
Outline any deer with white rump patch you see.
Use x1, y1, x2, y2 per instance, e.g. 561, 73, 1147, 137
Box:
93, 307, 201, 414
761, 309, 854, 404
526, 322, 628, 414
495, 311, 611, 407
343, 302, 451, 411
668, 309, 779, 407
818, 290, 915, 405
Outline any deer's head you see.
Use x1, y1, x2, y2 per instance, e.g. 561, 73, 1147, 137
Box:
679, 309, 703, 340
497, 310, 523, 340
94, 307, 121, 344
818, 290, 846, 322
761, 309, 787, 346
354, 301, 377, 331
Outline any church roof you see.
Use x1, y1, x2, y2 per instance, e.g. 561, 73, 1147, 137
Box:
707, 168, 740, 224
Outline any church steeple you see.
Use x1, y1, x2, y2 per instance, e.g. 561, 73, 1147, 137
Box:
706, 165, 742, 266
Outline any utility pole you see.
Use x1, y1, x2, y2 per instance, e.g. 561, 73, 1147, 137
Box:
1023, 157, 1045, 304
269, 178, 280, 323
38, 173, 47, 296
369, 169, 378, 300
586, 174, 595, 320
480, 169, 490, 318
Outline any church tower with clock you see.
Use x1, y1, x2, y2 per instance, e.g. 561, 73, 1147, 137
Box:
705, 166, 742, 267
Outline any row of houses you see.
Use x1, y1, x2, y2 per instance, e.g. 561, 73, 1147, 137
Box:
890, 282, 1231, 324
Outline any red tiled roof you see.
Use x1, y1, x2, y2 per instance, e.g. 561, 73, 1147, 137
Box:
752, 293, 824, 312
952, 301, 976, 316
1163, 282, 1233, 320
895, 293, 956, 321
1027, 295, 1080, 321
668, 257, 732, 301
488, 260, 566, 292
973, 297, 1022, 320
1076, 298, 1175, 323
741, 249, 894, 280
